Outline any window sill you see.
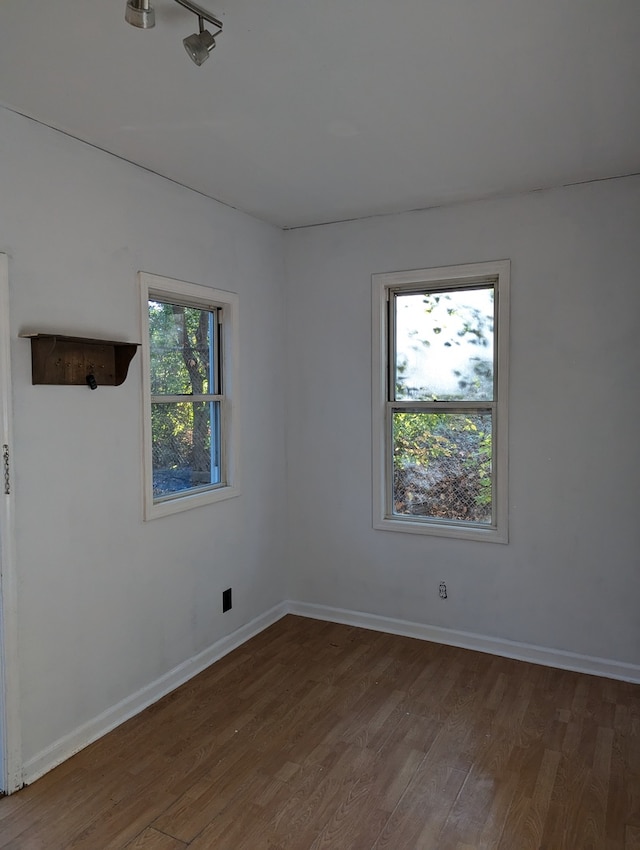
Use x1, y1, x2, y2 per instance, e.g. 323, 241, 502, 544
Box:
373, 515, 508, 544
144, 484, 240, 521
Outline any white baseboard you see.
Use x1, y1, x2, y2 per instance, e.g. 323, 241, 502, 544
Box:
285, 600, 640, 684
23, 602, 288, 786
22, 598, 640, 787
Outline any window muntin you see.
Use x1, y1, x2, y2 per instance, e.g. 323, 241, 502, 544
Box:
140, 273, 239, 520
373, 261, 509, 542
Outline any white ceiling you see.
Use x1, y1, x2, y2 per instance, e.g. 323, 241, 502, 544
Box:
1, 1, 639, 228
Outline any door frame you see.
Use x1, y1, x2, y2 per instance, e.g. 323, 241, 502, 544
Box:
0, 253, 22, 794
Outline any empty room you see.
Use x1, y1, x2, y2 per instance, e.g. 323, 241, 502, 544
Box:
0, 1, 639, 847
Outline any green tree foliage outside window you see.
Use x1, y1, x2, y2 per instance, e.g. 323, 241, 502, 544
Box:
392, 287, 494, 524
149, 299, 221, 499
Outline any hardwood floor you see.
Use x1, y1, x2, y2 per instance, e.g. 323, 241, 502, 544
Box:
1, 615, 639, 849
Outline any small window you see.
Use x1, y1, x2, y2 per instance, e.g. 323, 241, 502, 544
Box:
372, 260, 509, 542
139, 273, 239, 519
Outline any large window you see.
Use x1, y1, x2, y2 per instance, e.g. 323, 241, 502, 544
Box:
140, 273, 239, 519
372, 260, 509, 542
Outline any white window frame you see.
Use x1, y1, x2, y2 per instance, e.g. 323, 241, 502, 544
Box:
372, 260, 510, 543
139, 272, 239, 520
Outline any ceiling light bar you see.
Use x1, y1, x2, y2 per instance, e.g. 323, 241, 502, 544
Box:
125, 0, 223, 66
173, 0, 222, 33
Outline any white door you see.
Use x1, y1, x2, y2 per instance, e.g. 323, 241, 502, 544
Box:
0, 253, 21, 794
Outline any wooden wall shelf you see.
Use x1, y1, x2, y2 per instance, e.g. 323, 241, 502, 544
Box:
22, 334, 140, 388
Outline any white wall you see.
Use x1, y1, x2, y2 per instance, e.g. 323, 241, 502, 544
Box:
0, 107, 288, 773
2, 101, 639, 786
284, 176, 640, 667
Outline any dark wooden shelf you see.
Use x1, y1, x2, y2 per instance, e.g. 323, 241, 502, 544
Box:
21, 334, 140, 387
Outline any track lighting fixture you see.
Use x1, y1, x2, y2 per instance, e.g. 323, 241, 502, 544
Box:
125, 0, 223, 65
125, 0, 155, 29
183, 19, 217, 66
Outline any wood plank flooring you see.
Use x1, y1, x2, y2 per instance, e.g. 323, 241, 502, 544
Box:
1, 615, 639, 849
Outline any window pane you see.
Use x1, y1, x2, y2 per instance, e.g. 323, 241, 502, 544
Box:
152, 401, 221, 498
149, 300, 215, 395
395, 287, 494, 402
392, 411, 492, 523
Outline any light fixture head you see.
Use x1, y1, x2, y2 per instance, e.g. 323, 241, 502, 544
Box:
125, 0, 155, 29
125, 0, 222, 65
183, 28, 216, 65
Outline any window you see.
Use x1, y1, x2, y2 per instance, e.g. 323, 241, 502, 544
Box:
140, 273, 239, 519
372, 260, 509, 542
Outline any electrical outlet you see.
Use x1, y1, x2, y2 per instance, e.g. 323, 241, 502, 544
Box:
439, 582, 448, 599
222, 587, 232, 612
